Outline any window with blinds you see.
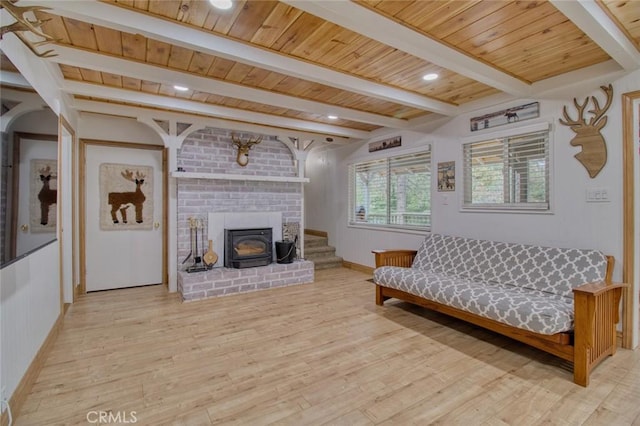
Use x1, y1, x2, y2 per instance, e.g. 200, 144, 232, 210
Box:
348, 150, 431, 230
462, 129, 550, 210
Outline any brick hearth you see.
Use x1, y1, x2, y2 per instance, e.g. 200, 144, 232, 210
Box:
177, 260, 314, 302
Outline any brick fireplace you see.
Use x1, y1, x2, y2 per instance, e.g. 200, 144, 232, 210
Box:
175, 127, 314, 302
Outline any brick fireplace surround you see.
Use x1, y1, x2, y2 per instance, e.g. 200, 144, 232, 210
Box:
175, 127, 314, 302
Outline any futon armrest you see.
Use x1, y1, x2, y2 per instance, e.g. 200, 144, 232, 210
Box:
572, 280, 628, 357
372, 249, 417, 268
573, 281, 628, 297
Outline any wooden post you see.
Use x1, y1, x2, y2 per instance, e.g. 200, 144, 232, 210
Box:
375, 285, 384, 306
573, 291, 595, 386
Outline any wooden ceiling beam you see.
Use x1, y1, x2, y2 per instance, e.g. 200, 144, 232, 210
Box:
74, 99, 352, 145
283, 0, 532, 97
550, 0, 640, 71
48, 45, 410, 130
61, 80, 370, 139
19, 0, 457, 115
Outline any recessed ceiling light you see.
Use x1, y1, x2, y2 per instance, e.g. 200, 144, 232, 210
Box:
422, 73, 439, 81
209, 0, 233, 10
174, 85, 189, 91
327, 115, 338, 120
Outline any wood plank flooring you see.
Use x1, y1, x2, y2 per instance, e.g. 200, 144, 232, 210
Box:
15, 268, 640, 425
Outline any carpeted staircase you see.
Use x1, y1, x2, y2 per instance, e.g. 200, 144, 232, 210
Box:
304, 233, 343, 270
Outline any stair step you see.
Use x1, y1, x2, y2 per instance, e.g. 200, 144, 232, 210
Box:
311, 256, 344, 270
304, 234, 328, 248
306, 253, 337, 262
305, 245, 336, 255
303, 232, 342, 270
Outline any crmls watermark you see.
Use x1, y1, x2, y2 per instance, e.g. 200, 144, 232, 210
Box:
86, 410, 137, 424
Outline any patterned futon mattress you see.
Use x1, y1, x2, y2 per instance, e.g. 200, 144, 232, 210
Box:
374, 234, 608, 335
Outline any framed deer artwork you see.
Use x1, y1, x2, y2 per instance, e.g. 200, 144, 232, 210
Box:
99, 163, 154, 230
29, 158, 57, 233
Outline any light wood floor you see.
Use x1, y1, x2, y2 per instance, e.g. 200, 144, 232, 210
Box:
16, 268, 640, 425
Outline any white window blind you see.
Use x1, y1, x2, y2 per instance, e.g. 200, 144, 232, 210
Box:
463, 129, 550, 210
349, 150, 431, 229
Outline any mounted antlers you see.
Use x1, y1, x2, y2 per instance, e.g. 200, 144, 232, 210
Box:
0, 0, 57, 58
121, 169, 146, 182
559, 84, 613, 178
38, 165, 54, 177
231, 132, 263, 167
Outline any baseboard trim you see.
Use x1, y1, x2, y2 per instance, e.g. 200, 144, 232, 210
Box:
342, 260, 375, 275
304, 229, 328, 238
1, 312, 63, 426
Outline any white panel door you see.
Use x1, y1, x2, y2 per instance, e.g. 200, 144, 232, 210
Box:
85, 144, 163, 291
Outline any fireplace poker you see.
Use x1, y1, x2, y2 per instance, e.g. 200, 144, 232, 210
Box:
201, 218, 206, 266
181, 217, 194, 264
194, 218, 201, 265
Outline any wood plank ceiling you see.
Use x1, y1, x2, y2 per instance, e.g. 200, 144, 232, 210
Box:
3, 0, 639, 140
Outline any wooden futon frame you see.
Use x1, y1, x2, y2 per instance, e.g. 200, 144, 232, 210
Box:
373, 249, 628, 387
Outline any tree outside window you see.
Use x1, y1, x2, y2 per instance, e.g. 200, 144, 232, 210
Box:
349, 151, 431, 230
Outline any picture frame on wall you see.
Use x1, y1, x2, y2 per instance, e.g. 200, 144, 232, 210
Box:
369, 136, 401, 153
30, 158, 58, 233
437, 161, 455, 192
470, 102, 540, 132
99, 163, 154, 231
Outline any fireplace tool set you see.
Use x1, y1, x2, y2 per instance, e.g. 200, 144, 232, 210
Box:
183, 217, 217, 273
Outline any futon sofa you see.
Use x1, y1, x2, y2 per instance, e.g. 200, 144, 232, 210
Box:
373, 233, 627, 386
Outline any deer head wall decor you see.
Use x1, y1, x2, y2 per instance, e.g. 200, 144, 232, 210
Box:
231, 132, 262, 167
559, 84, 613, 178
0, 0, 57, 58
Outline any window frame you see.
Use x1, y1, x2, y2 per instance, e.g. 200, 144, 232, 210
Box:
348, 147, 432, 232
461, 123, 552, 212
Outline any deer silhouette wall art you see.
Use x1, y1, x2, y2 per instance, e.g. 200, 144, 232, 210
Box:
37, 165, 56, 226
108, 169, 146, 224
559, 84, 613, 178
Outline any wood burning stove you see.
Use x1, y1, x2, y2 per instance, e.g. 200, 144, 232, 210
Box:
224, 228, 273, 268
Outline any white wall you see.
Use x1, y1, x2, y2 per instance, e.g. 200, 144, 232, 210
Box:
306, 71, 639, 288
0, 241, 61, 403
79, 113, 163, 144
8, 109, 58, 135
305, 132, 431, 266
